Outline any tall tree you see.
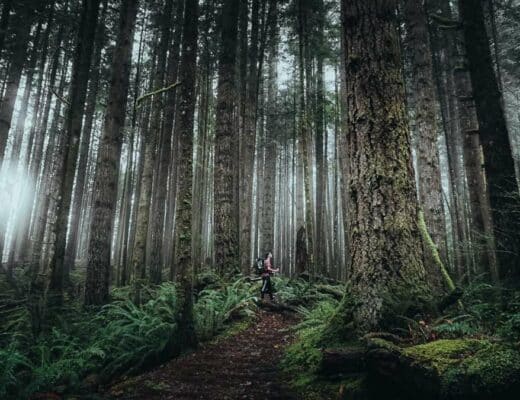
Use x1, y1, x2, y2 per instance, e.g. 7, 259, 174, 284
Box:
214, 0, 240, 273
174, 0, 199, 348
64, 0, 108, 270
47, 0, 102, 304
148, 0, 176, 284
85, 0, 138, 306
261, 0, 279, 256
402, 0, 447, 289
334, 0, 431, 334
459, 0, 520, 277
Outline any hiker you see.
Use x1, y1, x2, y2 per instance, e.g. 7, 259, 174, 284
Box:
260, 252, 279, 301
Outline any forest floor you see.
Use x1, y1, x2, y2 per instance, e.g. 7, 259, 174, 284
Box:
102, 308, 299, 400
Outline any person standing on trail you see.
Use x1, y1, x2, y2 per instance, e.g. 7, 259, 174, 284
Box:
261, 252, 279, 301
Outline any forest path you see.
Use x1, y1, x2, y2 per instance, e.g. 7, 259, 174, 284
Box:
103, 309, 299, 400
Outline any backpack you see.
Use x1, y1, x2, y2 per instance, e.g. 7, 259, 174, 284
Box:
254, 258, 266, 275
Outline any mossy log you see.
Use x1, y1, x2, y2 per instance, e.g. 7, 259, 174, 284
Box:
365, 338, 520, 399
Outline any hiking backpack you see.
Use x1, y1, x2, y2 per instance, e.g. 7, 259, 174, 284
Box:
254, 258, 266, 275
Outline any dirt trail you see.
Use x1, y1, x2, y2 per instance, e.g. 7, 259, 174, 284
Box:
103, 310, 299, 400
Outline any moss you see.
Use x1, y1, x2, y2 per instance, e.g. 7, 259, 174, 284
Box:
441, 342, 520, 397
404, 339, 484, 374
289, 375, 368, 400
368, 338, 402, 353
393, 339, 520, 398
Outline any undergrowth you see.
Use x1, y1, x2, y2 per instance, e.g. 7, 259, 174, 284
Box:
281, 279, 520, 399
0, 274, 338, 398
0, 277, 256, 398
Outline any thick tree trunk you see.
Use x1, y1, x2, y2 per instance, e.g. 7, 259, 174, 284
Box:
337, 0, 431, 334
240, 0, 260, 273
459, 0, 520, 278
84, 0, 138, 306
214, 0, 240, 274
402, 0, 447, 291
261, 31, 278, 256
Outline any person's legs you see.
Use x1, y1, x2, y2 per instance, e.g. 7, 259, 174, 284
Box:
266, 276, 273, 300
261, 276, 268, 299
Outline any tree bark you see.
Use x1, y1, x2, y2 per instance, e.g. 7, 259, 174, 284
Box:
64, 0, 108, 271
214, 0, 240, 274
402, 0, 447, 291
459, 0, 520, 278
47, 0, 101, 305
148, 0, 175, 284
174, 0, 199, 349
85, 0, 138, 306
337, 0, 431, 334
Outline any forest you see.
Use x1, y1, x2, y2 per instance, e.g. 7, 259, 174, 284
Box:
0, 0, 520, 398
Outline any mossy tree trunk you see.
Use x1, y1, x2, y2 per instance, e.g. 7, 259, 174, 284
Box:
174, 0, 199, 348
338, 0, 431, 334
214, 0, 240, 274
402, 0, 447, 291
84, 0, 138, 306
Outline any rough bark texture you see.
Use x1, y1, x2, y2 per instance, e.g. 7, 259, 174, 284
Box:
403, 0, 446, 289
174, 0, 198, 348
47, 0, 101, 304
239, 0, 261, 273
214, 0, 240, 274
338, 0, 430, 334
261, 42, 278, 256
84, 0, 138, 306
459, 0, 520, 278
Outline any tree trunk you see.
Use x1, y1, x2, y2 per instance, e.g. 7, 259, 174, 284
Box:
452, 34, 498, 281
148, 0, 175, 284
85, 0, 138, 306
174, 0, 199, 349
261, 12, 279, 256
64, 1, 108, 271
214, 0, 240, 274
337, 0, 430, 334
402, 0, 447, 291
459, 0, 520, 278
47, 0, 101, 305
